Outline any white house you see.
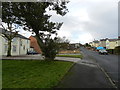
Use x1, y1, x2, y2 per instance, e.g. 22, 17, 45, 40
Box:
106, 39, 118, 49
90, 40, 99, 47
89, 37, 120, 49
99, 38, 108, 48
0, 28, 30, 56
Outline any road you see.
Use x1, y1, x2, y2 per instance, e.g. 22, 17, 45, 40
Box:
80, 47, 119, 87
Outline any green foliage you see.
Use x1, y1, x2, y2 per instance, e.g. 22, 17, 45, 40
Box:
84, 43, 91, 47
106, 49, 114, 54
40, 35, 60, 60
114, 46, 120, 54
2, 2, 69, 60
1, 2, 20, 56
107, 47, 120, 55
3, 60, 73, 88
57, 36, 70, 50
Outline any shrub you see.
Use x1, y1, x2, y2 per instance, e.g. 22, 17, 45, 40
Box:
114, 46, 120, 54
106, 49, 114, 54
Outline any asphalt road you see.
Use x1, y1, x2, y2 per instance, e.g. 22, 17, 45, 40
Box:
80, 47, 119, 87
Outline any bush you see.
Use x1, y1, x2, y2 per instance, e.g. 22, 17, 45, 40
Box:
42, 38, 59, 60
106, 49, 114, 54
107, 46, 120, 54
114, 46, 120, 54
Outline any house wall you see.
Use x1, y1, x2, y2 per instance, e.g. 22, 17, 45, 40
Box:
92, 42, 99, 47
95, 43, 99, 47
0, 35, 2, 56
116, 40, 120, 47
109, 41, 117, 49
106, 40, 110, 49
1, 36, 30, 56
89, 42, 92, 47
18, 38, 30, 55
99, 41, 106, 48
2, 37, 19, 56
106, 40, 118, 49
2, 36, 8, 56
29, 36, 42, 53
11, 37, 20, 55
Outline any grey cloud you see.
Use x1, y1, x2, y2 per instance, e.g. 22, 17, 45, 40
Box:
49, 0, 118, 43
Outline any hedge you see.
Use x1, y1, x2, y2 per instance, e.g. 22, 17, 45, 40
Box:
107, 46, 120, 54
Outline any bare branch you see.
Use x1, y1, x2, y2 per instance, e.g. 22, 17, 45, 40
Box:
0, 23, 6, 30
12, 25, 19, 31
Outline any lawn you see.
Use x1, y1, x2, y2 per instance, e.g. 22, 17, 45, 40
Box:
56, 54, 83, 59
2, 60, 73, 88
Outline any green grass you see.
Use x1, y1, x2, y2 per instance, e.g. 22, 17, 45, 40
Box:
56, 54, 83, 59
2, 60, 73, 88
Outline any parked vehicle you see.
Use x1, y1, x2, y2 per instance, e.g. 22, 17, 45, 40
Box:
27, 51, 38, 55
98, 49, 108, 55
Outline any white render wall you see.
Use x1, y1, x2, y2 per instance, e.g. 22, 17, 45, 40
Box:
18, 38, 30, 55
0, 35, 30, 56
106, 40, 118, 49
0, 35, 2, 56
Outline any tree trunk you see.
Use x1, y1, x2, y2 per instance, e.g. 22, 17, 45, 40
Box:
7, 40, 12, 57
44, 56, 54, 61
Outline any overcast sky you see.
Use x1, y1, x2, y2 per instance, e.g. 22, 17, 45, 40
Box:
19, 0, 118, 44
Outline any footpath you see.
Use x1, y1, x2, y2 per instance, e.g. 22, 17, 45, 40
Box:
56, 59, 114, 88
55, 57, 115, 88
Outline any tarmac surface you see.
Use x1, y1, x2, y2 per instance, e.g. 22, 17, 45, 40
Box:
56, 60, 114, 88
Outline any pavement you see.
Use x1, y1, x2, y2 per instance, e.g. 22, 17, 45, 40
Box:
55, 60, 114, 88
1, 54, 43, 60
1, 54, 116, 88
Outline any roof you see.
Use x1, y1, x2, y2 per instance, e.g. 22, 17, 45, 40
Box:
16, 34, 30, 40
119, 36, 120, 38
100, 38, 119, 42
0, 28, 30, 40
100, 38, 108, 41
108, 39, 118, 42
93, 40, 99, 43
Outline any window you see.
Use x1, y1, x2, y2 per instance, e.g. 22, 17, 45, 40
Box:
12, 38, 17, 43
4, 38, 8, 43
12, 45, 17, 52
20, 39, 22, 46
27, 40, 28, 43
23, 45, 25, 50
4, 45, 8, 53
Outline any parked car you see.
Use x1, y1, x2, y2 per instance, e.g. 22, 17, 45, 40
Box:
27, 51, 38, 55
98, 49, 108, 55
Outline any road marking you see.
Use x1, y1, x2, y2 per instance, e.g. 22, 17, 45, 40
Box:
96, 64, 117, 88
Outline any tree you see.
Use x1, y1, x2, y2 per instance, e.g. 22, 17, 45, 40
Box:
57, 36, 70, 50
85, 43, 91, 47
1, 3, 20, 56
2, 2, 69, 60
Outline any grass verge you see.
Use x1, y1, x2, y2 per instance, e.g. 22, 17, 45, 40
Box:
2, 60, 73, 88
56, 54, 83, 59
